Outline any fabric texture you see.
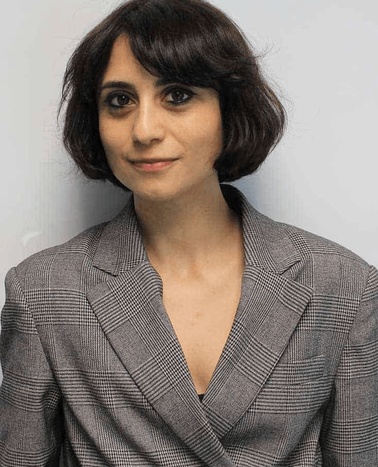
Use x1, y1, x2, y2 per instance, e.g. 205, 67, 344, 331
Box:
1, 185, 377, 466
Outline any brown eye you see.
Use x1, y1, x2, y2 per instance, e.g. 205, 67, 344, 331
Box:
106, 92, 131, 108
171, 90, 187, 103
166, 88, 194, 105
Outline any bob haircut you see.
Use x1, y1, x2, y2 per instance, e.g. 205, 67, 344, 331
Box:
61, 0, 286, 189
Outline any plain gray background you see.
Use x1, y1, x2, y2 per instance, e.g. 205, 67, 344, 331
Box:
1, 1, 378, 382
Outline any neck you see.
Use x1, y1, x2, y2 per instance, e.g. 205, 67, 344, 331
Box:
134, 183, 241, 270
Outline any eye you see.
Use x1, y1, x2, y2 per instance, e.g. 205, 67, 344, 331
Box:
105, 92, 132, 108
165, 87, 194, 105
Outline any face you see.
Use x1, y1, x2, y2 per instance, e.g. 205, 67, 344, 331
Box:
98, 35, 223, 204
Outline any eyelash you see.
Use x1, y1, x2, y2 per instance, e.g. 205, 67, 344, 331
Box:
103, 86, 195, 110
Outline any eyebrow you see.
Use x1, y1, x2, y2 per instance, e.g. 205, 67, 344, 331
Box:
99, 78, 179, 93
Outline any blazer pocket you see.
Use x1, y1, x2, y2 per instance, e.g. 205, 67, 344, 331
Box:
267, 354, 326, 387
248, 355, 329, 415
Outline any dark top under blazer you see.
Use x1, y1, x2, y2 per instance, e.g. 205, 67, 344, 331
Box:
1, 185, 377, 466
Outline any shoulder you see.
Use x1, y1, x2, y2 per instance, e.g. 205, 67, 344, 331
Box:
14, 221, 109, 290
261, 212, 374, 294
11, 196, 142, 292
225, 184, 374, 293
276, 218, 367, 266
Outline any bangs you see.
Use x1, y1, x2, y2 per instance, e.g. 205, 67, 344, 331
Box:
121, 0, 247, 87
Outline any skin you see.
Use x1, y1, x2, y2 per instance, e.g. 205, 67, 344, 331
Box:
98, 35, 244, 394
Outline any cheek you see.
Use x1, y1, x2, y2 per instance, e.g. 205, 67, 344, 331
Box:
99, 119, 127, 159
191, 111, 223, 160
98, 126, 121, 178
99, 119, 111, 153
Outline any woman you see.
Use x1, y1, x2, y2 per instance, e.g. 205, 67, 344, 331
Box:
1, 0, 377, 465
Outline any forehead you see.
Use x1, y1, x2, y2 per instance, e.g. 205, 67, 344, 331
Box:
101, 35, 153, 84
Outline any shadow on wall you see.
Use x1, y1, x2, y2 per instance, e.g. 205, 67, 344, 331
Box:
22, 177, 129, 260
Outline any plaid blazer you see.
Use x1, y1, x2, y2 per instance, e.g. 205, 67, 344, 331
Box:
1, 185, 377, 466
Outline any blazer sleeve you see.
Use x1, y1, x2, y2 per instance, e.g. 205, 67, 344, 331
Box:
320, 265, 378, 465
0, 267, 64, 466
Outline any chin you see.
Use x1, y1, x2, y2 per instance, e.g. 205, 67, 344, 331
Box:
128, 182, 180, 204
121, 171, 219, 205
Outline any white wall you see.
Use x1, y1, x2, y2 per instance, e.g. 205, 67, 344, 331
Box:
227, 0, 378, 266
1, 0, 377, 381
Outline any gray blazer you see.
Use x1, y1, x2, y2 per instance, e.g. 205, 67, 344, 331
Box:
1, 186, 377, 466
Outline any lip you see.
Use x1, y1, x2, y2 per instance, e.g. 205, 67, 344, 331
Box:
130, 159, 178, 173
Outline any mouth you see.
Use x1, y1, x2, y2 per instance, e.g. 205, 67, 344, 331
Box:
130, 158, 178, 173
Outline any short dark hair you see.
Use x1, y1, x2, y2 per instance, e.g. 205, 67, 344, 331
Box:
61, 0, 286, 189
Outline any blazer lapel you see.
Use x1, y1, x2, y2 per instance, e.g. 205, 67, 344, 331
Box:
202, 186, 313, 439
87, 187, 313, 458
202, 265, 312, 439
87, 197, 234, 466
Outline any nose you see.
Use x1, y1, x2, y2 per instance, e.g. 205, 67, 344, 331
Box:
131, 100, 165, 146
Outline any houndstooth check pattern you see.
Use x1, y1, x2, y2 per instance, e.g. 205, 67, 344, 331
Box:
1, 185, 377, 466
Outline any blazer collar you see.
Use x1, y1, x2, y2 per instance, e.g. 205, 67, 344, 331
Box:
92, 198, 147, 275
92, 184, 302, 277
88, 185, 312, 462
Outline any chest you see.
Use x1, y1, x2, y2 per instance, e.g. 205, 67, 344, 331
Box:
162, 269, 242, 394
